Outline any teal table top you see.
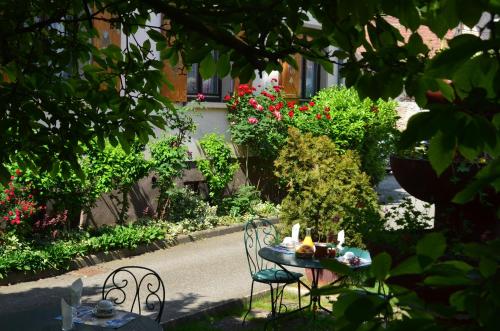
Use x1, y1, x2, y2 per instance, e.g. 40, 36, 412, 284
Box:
259, 246, 371, 269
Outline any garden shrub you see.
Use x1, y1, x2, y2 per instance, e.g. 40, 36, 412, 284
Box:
220, 184, 261, 216
161, 186, 211, 222
82, 141, 151, 224
291, 87, 398, 184
226, 85, 397, 184
150, 135, 191, 218
197, 133, 238, 203
275, 128, 383, 247
225, 82, 290, 159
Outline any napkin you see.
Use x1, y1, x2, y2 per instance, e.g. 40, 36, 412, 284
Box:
337, 230, 345, 250
291, 223, 300, 243
61, 298, 74, 331
70, 278, 83, 307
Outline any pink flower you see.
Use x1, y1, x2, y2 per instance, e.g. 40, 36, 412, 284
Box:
249, 98, 258, 107
196, 93, 205, 101
273, 111, 282, 121
256, 104, 264, 111
247, 117, 259, 124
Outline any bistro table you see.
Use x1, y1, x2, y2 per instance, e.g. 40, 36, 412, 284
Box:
258, 246, 371, 314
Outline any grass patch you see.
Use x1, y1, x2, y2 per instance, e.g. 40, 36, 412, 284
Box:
167, 285, 336, 331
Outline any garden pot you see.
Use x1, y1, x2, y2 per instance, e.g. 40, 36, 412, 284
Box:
390, 155, 499, 241
304, 268, 338, 287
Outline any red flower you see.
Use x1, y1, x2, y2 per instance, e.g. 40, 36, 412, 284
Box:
288, 110, 294, 118
325, 113, 332, 120
276, 102, 284, 110
238, 91, 245, 97
287, 101, 296, 109
256, 104, 264, 111
8, 211, 13, 216
223, 94, 231, 102
268, 105, 276, 112
10, 176, 14, 180
316, 113, 322, 120
324, 107, 330, 112
299, 105, 309, 111
309, 101, 315, 107
273, 85, 281, 92
15, 169, 21, 175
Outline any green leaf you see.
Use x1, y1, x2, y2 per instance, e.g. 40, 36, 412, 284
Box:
436, 79, 455, 102
416, 232, 446, 261
216, 53, 231, 77
199, 53, 216, 79
371, 252, 392, 281
479, 257, 497, 278
428, 132, 456, 176
146, 29, 165, 43
424, 275, 474, 286
321, 258, 352, 275
390, 256, 423, 276
450, 290, 466, 311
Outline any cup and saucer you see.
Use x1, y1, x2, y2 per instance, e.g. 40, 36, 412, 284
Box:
93, 299, 116, 318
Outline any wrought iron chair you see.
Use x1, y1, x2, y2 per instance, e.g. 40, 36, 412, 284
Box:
101, 266, 165, 323
243, 219, 302, 323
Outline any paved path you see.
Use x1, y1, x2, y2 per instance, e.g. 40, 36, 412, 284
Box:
0, 175, 433, 330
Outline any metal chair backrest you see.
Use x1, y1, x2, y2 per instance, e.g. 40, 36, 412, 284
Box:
101, 266, 165, 322
244, 219, 279, 277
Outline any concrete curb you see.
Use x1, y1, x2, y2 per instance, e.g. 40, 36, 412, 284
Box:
0, 217, 278, 286
161, 289, 271, 329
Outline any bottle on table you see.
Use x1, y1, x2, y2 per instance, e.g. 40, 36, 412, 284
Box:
303, 227, 314, 247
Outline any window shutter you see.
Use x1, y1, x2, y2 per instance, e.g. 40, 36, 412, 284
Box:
92, 12, 121, 48
160, 18, 187, 102
161, 61, 187, 102
279, 54, 302, 99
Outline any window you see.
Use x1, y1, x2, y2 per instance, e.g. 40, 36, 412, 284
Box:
301, 58, 320, 99
187, 52, 222, 101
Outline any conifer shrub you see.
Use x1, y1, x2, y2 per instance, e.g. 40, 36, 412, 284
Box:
275, 128, 383, 247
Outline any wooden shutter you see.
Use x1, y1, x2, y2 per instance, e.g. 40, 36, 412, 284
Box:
161, 61, 187, 102
92, 12, 121, 48
279, 54, 302, 99
160, 18, 187, 102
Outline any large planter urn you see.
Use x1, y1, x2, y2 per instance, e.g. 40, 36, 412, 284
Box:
390, 155, 499, 241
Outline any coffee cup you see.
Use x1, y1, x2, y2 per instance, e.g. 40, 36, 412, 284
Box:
95, 299, 114, 315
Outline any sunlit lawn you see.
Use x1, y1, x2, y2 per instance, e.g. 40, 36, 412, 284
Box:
167, 285, 335, 331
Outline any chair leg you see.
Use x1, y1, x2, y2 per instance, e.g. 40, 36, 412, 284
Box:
242, 280, 255, 325
269, 284, 276, 317
298, 281, 301, 309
